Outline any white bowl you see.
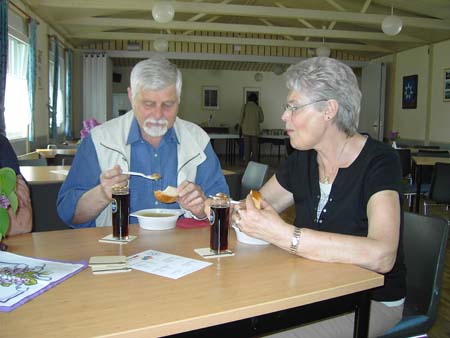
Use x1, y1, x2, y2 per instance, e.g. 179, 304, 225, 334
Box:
131, 208, 184, 230
232, 224, 269, 245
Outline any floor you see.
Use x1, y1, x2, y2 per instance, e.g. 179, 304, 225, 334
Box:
219, 154, 450, 338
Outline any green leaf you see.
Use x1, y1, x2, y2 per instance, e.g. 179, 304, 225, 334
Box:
0, 208, 9, 237
8, 191, 18, 214
0, 168, 16, 196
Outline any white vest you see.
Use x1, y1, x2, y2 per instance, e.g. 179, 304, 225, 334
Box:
90, 111, 209, 227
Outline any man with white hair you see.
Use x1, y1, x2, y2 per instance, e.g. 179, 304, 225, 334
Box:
57, 56, 229, 228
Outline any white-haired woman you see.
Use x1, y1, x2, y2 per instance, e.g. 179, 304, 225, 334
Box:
233, 57, 405, 337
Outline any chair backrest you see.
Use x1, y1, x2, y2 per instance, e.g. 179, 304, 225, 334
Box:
18, 158, 48, 166
240, 161, 269, 198
402, 212, 449, 328
54, 154, 74, 166
396, 148, 412, 178
429, 162, 450, 204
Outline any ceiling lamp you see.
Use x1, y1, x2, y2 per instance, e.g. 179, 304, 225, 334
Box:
272, 64, 284, 75
381, 5, 403, 36
316, 26, 331, 57
254, 73, 263, 82
152, 0, 175, 24
154, 38, 169, 52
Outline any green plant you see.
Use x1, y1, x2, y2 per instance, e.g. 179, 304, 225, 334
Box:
0, 167, 18, 240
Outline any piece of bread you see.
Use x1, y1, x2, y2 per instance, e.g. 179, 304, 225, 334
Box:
250, 190, 262, 209
154, 186, 178, 204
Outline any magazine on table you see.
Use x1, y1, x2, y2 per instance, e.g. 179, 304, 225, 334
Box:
0, 251, 87, 312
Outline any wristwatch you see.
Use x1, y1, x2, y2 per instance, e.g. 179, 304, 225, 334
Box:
289, 227, 302, 255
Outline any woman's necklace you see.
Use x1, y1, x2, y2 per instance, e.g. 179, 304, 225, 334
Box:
320, 136, 350, 184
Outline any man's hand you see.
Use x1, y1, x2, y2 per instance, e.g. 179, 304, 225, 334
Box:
177, 181, 207, 219
99, 165, 129, 201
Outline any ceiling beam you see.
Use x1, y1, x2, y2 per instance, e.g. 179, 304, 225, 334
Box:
70, 31, 393, 52
59, 17, 425, 42
27, 0, 450, 30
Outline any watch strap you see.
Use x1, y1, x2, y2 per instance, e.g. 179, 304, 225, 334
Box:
289, 227, 302, 255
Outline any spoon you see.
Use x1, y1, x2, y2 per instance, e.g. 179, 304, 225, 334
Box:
122, 171, 161, 181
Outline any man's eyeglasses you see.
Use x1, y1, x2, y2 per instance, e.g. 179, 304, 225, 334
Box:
283, 99, 329, 117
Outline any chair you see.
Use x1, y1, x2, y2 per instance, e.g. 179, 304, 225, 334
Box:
18, 158, 48, 166
240, 161, 269, 198
54, 154, 74, 166
423, 162, 450, 215
396, 149, 428, 211
378, 212, 449, 338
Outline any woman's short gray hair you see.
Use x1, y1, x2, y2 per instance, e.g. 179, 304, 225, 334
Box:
285, 57, 361, 135
130, 55, 182, 102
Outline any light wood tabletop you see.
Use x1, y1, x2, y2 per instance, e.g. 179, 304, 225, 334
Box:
412, 156, 450, 166
35, 148, 77, 159
20, 166, 237, 185
0, 226, 383, 338
20, 165, 70, 184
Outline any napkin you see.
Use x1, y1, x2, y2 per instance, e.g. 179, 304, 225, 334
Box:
176, 218, 209, 229
194, 248, 235, 259
98, 234, 137, 244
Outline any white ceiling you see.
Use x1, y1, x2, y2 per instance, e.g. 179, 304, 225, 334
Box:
23, 0, 450, 62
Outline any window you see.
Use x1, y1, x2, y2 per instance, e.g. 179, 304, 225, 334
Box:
5, 35, 30, 139
202, 86, 219, 109
48, 50, 66, 136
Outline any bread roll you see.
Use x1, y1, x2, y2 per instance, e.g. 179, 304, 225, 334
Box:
250, 190, 262, 209
154, 186, 178, 204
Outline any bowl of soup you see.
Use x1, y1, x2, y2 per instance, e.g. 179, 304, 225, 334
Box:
232, 224, 269, 245
130, 208, 184, 230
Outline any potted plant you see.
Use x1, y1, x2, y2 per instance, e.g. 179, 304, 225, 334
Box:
0, 167, 18, 250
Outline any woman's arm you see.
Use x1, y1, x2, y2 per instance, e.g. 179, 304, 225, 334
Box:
259, 175, 294, 213
295, 190, 400, 273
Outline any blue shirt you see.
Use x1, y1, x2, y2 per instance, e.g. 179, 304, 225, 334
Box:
57, 118, 229, 228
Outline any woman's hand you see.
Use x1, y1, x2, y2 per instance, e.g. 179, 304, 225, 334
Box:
232, 193, 288, 243
6, 176, 32, 236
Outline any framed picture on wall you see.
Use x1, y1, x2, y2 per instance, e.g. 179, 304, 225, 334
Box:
202, 86, 219, 109
402, 74, 418, 109
444, 68, 450, 102
243, 87, 261, 105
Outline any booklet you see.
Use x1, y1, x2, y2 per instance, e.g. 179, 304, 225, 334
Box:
127, 249, 212, 280
0, 251, 87, 312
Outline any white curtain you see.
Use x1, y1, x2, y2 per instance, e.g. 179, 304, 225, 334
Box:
83, 53, 108, 123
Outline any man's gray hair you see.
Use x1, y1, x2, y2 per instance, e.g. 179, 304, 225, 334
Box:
130, 55, 182, 102
285, 57, 361, 135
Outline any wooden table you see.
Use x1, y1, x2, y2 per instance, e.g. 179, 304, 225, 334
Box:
411, 156, 450, 212
20, 165, 70, 184
0, 226, 383, 338
208, 133, 240, 164
36, 148, 77, 159
20, 166, 236, 185
258, 134, 289, 160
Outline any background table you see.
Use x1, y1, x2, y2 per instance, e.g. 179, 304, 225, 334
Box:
1, 226, 383, 338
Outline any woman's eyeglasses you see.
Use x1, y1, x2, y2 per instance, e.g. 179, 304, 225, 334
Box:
283, 99, 329, 117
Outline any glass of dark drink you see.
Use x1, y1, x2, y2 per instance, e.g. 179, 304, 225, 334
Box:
111, 186, 130, 239
209, 193, 230, 253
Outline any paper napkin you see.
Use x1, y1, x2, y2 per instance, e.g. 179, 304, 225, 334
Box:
98, 234, 137, 244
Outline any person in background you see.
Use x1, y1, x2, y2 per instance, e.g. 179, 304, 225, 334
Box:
57, 55, 229, 228
232, 57, 405, 338
240, 92, 264, 163
0, 134, 33, 236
